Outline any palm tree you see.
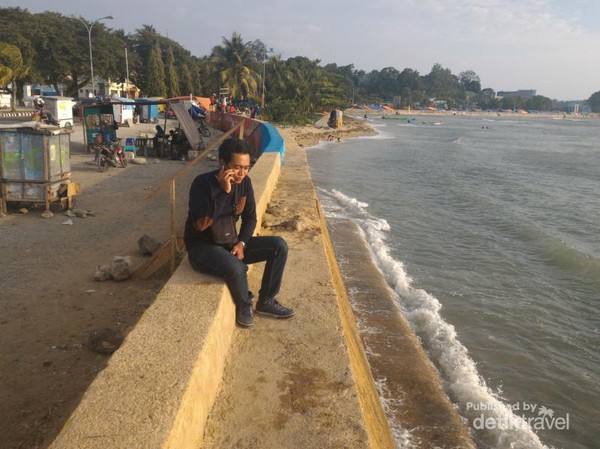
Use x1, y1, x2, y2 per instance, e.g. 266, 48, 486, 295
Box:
0, 42, 30, 111
210, 32, 260, 99
264, 55, 290, 99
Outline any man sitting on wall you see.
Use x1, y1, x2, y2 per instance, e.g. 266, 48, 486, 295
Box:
184, 137, 295, 327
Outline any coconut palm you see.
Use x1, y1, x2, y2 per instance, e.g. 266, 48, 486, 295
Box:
210, 32, 260, 100
0, 42, 30, 111
264, 55, 290, 99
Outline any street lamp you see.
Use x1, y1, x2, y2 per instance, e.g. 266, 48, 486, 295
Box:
260, 48, 274, 110
78, 15, 113, 97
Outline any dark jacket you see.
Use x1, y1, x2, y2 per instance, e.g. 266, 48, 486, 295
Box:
184, 169, 257, 250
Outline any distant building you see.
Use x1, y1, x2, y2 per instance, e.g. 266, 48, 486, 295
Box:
77, 78, 140, 99
24, 83, 66, 97
563, 100, 590, 114
497, 90, 536, 99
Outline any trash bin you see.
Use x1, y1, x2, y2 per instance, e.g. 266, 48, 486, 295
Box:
0, 126, 79, 215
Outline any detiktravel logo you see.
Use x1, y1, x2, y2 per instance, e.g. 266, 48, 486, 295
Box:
467, 402, 570, 431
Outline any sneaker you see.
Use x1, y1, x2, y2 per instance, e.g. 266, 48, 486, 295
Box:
236, 303, 254, 327
255, 298, 295, 319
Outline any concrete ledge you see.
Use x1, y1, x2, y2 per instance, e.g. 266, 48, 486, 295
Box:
50, 152, 281, 449
0, 110, 33, 117
315, 199, 395, 449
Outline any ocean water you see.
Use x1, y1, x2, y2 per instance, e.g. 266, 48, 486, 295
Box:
306, 116, 599, 449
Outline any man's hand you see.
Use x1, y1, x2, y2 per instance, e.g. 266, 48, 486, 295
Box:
231, 242, 245, 260
217, 165, 234, 193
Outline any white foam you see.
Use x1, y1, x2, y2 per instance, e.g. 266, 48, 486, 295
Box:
306, 140, 336, 151
358, 125, 395, 140
319, 188, 553, 449
374, 377, 416, 449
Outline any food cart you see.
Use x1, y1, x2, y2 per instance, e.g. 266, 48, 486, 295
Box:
42, 96, 75, 129
0, 124, 79, 216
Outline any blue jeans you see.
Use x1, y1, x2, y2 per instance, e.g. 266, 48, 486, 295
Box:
187, 236, 288, 306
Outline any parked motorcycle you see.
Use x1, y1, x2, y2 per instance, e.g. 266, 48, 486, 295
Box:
197, 117, 210, 137
32, 97, 60, 126
95, 140, 127, 172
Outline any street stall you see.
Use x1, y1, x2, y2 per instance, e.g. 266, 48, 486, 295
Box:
0, 124, 79, 216
42, 96, 75, 129
80, 99, 204, 160
82, 102, 120, 151
112, 98, 135, 125
137, 98, 160, 123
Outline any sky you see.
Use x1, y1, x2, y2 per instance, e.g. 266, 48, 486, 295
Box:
2, 0, 600, 100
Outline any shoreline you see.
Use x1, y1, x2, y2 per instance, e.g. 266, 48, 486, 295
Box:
284, 118, 477, 447
347, 107, 600, 120
283, 115, 377, 148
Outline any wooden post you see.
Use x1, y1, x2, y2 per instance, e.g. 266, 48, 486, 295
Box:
137, 123, 243, 278
169, 179, 176, 274
238, 120, 245, 140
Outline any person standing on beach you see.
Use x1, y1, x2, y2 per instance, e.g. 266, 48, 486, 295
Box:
184, 137, 295, 327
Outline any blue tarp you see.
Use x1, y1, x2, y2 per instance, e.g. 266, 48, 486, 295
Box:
260, 122, 285, 163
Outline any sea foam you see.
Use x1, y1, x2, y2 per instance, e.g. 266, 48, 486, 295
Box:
320, 187, 553, 449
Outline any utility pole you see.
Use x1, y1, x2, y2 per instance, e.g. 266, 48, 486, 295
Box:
125, 47, 130, 98
260, 48, 274, 110
78, 15, 113, 97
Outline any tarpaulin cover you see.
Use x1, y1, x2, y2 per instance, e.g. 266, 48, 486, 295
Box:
169, 101, 203, 148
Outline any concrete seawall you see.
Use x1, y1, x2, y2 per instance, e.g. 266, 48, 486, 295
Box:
49, 120, 475, 448
49, 152, 284, 448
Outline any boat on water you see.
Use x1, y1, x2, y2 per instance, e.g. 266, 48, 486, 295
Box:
381, 116, 416, 122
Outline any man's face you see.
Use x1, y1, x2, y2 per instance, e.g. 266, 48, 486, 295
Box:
225, 153, 251, 184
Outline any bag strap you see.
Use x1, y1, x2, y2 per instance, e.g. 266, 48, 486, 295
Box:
209, 180, 238, 217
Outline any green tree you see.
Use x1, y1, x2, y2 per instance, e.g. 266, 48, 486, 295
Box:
248, 39, 268, 64
165, 46, 179, 97
210, 32, 260, 99
397, 68, 424, 107
264, 55, 289, 100
323, 63, 357, 103
526, 95, 553, 111
0, 8, 36, 65
424, 63, 462, 102
588, 90, 600, 113
131, 25, 161, 94
459, 70, 481, 94
475, 88, 500, 110
0, 42, 30, 110
283, 56, 321, 112
362, 67, 402, 102
179, 63, 195, 96
146, 42, 166, 97
501, 96, 526, 111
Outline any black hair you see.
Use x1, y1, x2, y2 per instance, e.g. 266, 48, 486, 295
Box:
218, 137, 250, 164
